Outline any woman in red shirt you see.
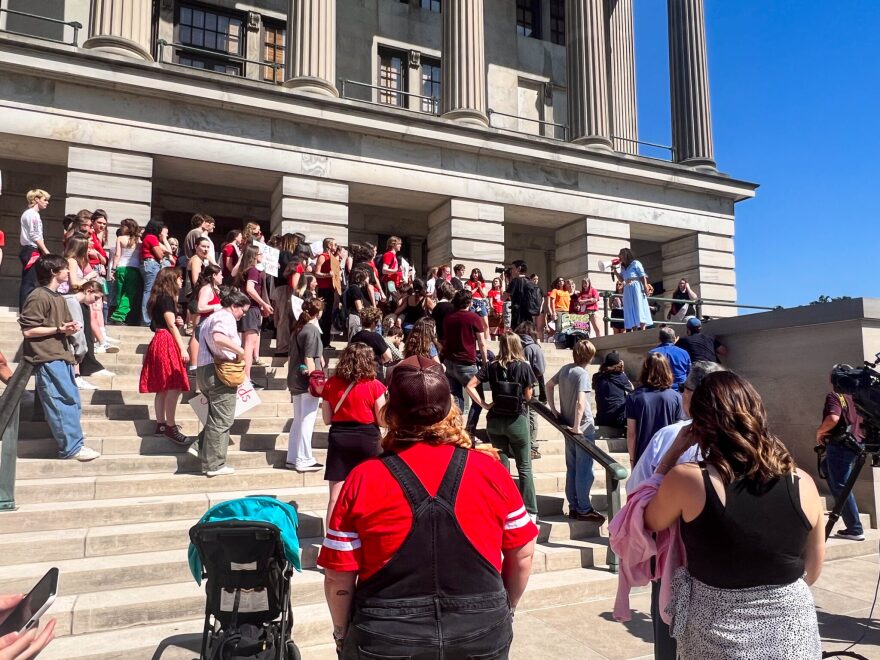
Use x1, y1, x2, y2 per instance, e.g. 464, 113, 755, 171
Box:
466, 268, 487, 298
320, 343, 387, 524
573, 276, 602, 337
318, 356, 538, 658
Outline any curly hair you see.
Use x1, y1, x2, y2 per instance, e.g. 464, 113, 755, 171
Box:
336, 342, 377, 382
381, 404, 471, 453
404, 318, 438, 359
689, 371, 795, 485
359, 306, 383, 329
638, 352, 673, 390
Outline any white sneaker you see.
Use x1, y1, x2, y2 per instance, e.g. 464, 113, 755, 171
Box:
75, 377, 98, 390
94, 343, 119, 354
206, 465, 235, 477
91, 369, 116, 377
103, 334, 121, 345
70, 446, 101, 462
187, 444, 200, 458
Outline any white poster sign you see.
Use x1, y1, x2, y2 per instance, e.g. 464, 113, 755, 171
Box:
254, 240, 280, 278
189, 380, 262, 425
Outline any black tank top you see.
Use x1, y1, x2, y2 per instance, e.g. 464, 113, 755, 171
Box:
680, 464, 812, 589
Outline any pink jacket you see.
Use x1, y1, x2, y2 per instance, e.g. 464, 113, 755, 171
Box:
608, 474, 686, 624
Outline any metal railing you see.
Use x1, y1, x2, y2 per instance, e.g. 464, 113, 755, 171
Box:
529, 400, 628, 573
0, 359, 35, 512
339, 79, 440, 115
156, 39, 283, 81
598, 290, 782, 335
0, 8, 82, 47
611, 135, 675, 161
488, 109, 567, 141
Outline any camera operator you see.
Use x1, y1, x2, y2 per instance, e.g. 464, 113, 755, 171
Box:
503, 260, 543, 332
816, 364, 865, 542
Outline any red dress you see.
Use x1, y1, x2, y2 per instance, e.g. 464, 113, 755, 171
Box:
139, 295, 190, 393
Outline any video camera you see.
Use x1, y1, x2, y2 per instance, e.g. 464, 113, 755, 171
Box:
830, 354, 880, 454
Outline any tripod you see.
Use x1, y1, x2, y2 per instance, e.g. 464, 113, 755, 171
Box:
823, 434, 879, 540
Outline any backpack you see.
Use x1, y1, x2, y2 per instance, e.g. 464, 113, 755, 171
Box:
523, 280, 543, 317
492, 363, 524, 416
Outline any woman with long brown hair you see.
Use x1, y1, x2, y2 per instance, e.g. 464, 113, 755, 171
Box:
644, 371, 823, 658
317, 355, 538, 658
319, 342, 387, 524
403, 317, 440, 363
234, 243, 273, 379
286, 298, 325, 472
138, 267, 191, 446
188, 264, 222, 368
613, 247, 653, 331
626, 353, 684, 467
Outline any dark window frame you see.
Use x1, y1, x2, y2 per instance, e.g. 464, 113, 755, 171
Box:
261, 19, 286, 84
549, 0, 565, 45
516, 0, 541, 39
419, 56, 441, 113
175, 2, 245, 76
377, 46, 408, 108
420, 0, 441, 11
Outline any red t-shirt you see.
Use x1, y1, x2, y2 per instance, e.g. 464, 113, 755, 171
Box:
322, 376, 386, 424
0, 230, 5, 247
221, 243, 238, 279
88, 231, 107, 267
381, 251, 400, 285
141, 234, 160, 260
466, 279, 485, 298
287, 262, 305, 290
442, 310, 484, 364
317, 443, 538, 580
487, 289, 503, 314
574, 286, 599, 313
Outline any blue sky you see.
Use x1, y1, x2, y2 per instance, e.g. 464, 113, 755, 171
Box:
633, 1, 880, 309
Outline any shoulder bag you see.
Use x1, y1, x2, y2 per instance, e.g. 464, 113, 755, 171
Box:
207, 316, 246, 388
492, 363, 524, 416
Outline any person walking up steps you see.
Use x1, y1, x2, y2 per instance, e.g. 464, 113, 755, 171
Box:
286, 299, 326, 473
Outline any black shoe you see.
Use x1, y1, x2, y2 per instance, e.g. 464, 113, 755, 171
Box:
274, 352, 289, 358
569, 510, 606, 524
531, 449, 542, 460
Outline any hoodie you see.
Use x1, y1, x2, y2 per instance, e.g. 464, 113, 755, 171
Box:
518, 332, 547, 403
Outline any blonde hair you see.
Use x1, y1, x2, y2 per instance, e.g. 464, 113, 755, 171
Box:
497, 331, 526, 366
26, 189, 50, 204
572, 339, 596, 366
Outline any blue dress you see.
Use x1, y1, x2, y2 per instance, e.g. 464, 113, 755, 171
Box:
621, 260, 653, 329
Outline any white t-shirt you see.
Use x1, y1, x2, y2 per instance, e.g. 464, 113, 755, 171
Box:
626, 419, 701, 491
20, 208, 43, 246
197, 309, 241, 366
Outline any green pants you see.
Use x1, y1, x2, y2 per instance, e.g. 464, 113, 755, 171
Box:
194, 364, 236, 472
487, 414, 537, 516
110, 266, 143, 324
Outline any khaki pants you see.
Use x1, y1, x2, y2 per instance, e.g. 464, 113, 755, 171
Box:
195, 364, 236, 472
271, 284, 292, 354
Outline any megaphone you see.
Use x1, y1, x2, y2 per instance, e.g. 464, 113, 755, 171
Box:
598, 258, 621, 273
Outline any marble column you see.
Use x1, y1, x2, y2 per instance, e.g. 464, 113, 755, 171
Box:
606, 0, 638, 154
565, 0, 612, 149
284, 0, 338, 97
668, 0, 715, 168
555, 217, 629, 285
662, 233, 735, 317
441, 0, 488, 127
271, 175, 349, 245
83, 0, 153, 61
427, 200, 504, 276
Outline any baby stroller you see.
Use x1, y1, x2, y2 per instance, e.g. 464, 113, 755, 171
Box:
188, 496, 303, 660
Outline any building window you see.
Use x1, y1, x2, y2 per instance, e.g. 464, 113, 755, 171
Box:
420, 0, 441, 11
177, 4, 244, 75
378, 47, 408, 107
420, 57, 441, 113
516, 0, 541, 39
262, 22, 285, 83
550, 0, 565, 45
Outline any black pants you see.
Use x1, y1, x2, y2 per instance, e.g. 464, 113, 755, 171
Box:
19, 246, 39, 309
317, 287, 334, 347
78, 303, 105, 377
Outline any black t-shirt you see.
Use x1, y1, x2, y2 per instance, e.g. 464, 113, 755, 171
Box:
275, 250, 295, 287
592, 371, 633, 426
351, 329, 388, 359
344, 284, 367, 314
432, 301, 455, 341
507, 276, 526, 309
451, 277, 465, 291
670, 288, 695, 317
477, 360, 536, 418
676, 333, 720, 363
150, 295, 177, 332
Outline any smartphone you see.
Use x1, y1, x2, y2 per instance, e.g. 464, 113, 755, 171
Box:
0, 568, 59, 636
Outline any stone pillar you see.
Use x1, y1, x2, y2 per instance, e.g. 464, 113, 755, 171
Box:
66, 147, 153, 229
566, 0, 612, 149
427, 200, 504, 276
83, 0, 153, 61
284, 0, 338, 97
606, 0, 638, 154
661, 233, 735, 317
441, 0, 488, 127
668, 0, 715, 168
271, 175, 349, 245
555, 217, 629, 286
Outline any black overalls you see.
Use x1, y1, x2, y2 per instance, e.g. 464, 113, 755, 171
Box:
342, 447, 513, 660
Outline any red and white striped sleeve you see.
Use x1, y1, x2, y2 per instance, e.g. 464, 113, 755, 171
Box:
316, 479, 362, 572
500, 491, 538, 550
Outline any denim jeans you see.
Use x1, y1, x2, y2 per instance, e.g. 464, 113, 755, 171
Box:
487, 414, 536, 516
444, 360, 478, 416
825, 441, 864, 534
35, 360, 84, 458
140, 259, 161, 326
565, 432, 596, 514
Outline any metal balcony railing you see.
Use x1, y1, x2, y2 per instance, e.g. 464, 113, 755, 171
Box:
156, 39, 283, 81
339, 79, 440, 115
0, 7, 82, 47
0, 358, 35, 511
488, 109, 567, 141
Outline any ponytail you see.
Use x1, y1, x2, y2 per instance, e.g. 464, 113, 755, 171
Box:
292, 298, 324, 336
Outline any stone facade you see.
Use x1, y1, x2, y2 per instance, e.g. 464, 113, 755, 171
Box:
0, 0, 755, 312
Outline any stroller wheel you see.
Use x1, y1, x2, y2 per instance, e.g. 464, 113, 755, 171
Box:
285, 640, 301, 660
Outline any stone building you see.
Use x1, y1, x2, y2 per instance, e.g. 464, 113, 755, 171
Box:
0, 0, 755, 313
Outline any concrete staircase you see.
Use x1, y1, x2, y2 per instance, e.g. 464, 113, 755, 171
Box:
0, 311, 875, 659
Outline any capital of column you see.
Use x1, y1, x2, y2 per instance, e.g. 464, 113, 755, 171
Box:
83, 0, 153, 62
668, 0, 715, 169
566, 0, 613, 150
441, 0, 488, 127
606, 0, 638, 154
284, 0, 339, 97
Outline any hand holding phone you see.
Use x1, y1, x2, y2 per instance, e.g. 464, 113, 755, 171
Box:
0, 568, 59, 649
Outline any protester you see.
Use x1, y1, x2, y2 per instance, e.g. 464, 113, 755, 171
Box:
395, 277, 433, 334
515, 321, 546, 460
286, 299, 325, 473
403, 317, 441, 363
573, 277, 602, 337
185, 236, 211, 334
816, 366, 866, 541
318, 355, 537, 658
61, 280, 115, 388
667, 278, 698, 321
342, 268, 370, 339
592, 351, 633, 429
614, 248, 652, 331
235, 244, 273, 380
383, 326, 404, 362
449, 263, 466, 290
19, 255, 99, 461
271, 233, 300, 356
220, 229, 243, 284
138, 267, 191, 446
643, 371, 824, 659
610, 279, 626, 334
466, 268, 487, 299
431, 280, 456, 344
379, 236, 403, 295
547, 277, 570, 333
626, 353, 684, 467
140, 218, 173, 326
649, 327, 691, 390
19, 189, 51, 309
466, 331, 538, 521
504, 260, 529, 329
425, 266, 438, 296
320, 342, 387, 524
183, 213, 217, 264
314, 238, 338, 347
442, 289, 488, 415
188, 264, 222, 372
108, 218, 142, 325
676, 317, 727, 364
189, 287, 250, 477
